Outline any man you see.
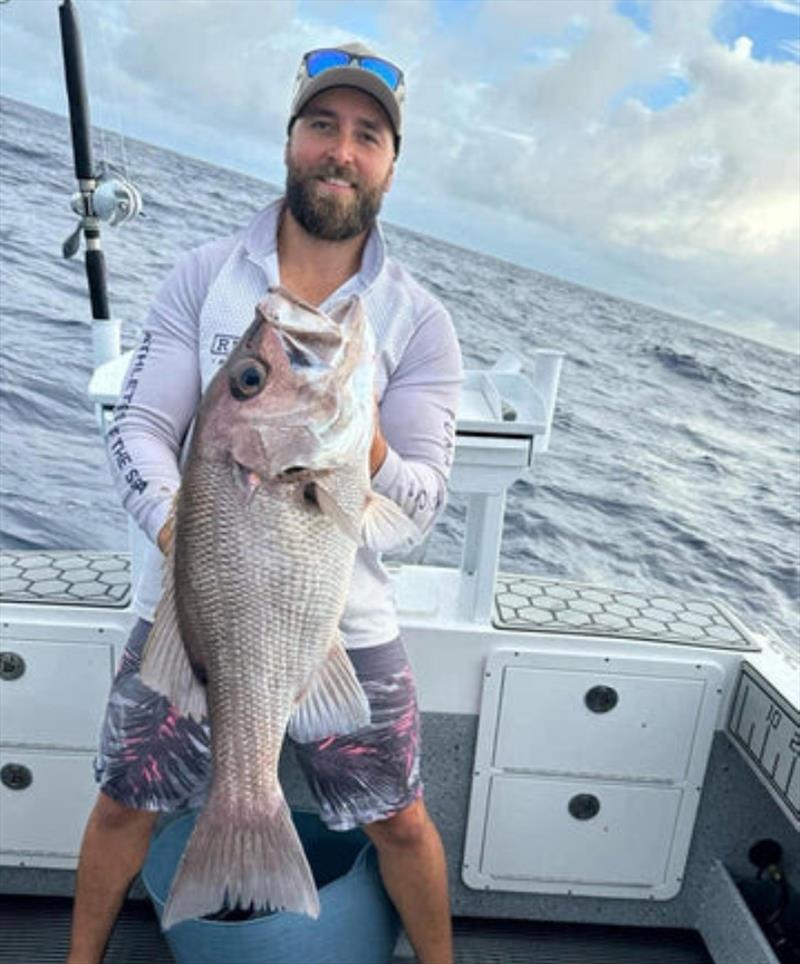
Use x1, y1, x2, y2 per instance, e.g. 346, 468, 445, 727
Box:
68, 42, 461, 964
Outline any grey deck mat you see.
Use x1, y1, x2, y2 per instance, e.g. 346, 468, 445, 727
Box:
0, 551, 131, 608
0, 895, 713, 964
494, 573, 758, 651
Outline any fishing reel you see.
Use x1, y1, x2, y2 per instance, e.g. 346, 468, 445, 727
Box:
62, 167, 143, 259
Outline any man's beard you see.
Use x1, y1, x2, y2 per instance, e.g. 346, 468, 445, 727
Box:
285, 161, 387, 241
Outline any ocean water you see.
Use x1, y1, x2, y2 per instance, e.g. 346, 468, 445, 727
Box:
1, 96, 798, 653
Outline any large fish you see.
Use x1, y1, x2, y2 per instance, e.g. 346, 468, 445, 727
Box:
139, 286, 416, 929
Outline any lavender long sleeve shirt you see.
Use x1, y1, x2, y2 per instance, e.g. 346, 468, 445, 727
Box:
107, 199, 463, 648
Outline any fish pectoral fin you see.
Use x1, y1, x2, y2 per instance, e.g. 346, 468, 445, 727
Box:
139, 537, 208, 722
361, 492, 420, 553
310, 482, 361, 544
287, 635, 370, 743
312, 484, 420, 553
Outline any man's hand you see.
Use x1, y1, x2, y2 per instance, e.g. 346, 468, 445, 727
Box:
157, 516, 175, 555
370, 394, 388, 477
370, 426, 388, 477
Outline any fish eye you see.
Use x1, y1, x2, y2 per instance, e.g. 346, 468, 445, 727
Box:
229, 358, 269, 400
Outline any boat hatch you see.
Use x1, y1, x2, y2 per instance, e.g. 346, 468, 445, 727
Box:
463, 649, 724, 900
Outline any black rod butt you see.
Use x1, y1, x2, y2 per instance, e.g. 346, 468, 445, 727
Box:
85, 248, 110, 320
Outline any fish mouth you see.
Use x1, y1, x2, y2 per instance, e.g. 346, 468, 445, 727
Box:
275, 465, 327, 484
277, 464, 308, 479
231, 458, 319, 495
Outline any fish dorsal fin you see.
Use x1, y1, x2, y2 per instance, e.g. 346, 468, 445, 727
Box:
139, 530, 208, 722
287, 634, 370, 742
361, 491, 420, 553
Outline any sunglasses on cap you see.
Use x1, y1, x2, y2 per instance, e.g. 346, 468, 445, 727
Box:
303, 48, 404, 92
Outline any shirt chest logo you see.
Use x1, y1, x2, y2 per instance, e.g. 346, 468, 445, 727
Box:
210, 334, 241, 358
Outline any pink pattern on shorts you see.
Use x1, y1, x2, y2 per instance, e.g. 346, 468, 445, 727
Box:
96, 623, 420, 827
293, 644, 423, 831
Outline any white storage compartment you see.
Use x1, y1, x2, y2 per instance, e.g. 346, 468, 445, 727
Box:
0, 620, 125, 869
463, 648, 724, 900
0, 750, 98, 865
494, 667, 704, 781
480, 776, 682, 887
0, 639, 114, 749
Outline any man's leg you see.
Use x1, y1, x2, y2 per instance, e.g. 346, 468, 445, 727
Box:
363, 797, 453, 964
67, 791, 158, 964
291, 638, 449, 957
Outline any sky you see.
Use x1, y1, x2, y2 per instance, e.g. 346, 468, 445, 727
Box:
1, 0, 798, 353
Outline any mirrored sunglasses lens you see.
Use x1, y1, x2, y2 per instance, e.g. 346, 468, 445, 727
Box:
360, 57, 401, 90
306, 49, 351, 76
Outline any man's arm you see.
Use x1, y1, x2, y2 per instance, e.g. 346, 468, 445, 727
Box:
105, 250, 212, 548
371, 304, 463, 539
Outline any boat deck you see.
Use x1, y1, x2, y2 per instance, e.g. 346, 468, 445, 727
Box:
0, 551, 785, 964
0, 894, 713, 964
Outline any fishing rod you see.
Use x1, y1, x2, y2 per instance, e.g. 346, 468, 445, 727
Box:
58, 0, 141, 363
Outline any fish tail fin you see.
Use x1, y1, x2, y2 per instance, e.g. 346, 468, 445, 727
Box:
161, 788, 319, 930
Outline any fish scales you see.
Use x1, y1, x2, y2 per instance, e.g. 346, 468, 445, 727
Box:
177, 457, 363, 794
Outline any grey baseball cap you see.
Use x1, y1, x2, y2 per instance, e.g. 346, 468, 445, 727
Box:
288, 43, 405, 151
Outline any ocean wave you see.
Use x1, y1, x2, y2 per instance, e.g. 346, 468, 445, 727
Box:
0, 95, 797, 651
648, 344, 757, 396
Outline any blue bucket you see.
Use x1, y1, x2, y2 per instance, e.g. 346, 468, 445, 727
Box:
142, 810, 401, 964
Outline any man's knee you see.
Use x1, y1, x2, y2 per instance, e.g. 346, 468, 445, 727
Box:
362, 797, 430, 849
90, 791, 157, 834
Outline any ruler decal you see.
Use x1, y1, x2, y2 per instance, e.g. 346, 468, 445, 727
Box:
728, 664, 800, 824
734, 684, 749, 734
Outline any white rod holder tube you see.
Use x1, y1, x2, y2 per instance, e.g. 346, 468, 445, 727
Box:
92, 318, 121, 369
531, 349, 565, 455
457, 490, 507, 623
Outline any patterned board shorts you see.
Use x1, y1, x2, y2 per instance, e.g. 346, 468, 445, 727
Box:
94, 619, 423, 831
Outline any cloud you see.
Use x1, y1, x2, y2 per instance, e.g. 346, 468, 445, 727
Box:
113, 1, 304, 152
396, 0, 799, 349
778, 37, 800, 57
0, 0, 797, 351
758, 0, 800, 14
